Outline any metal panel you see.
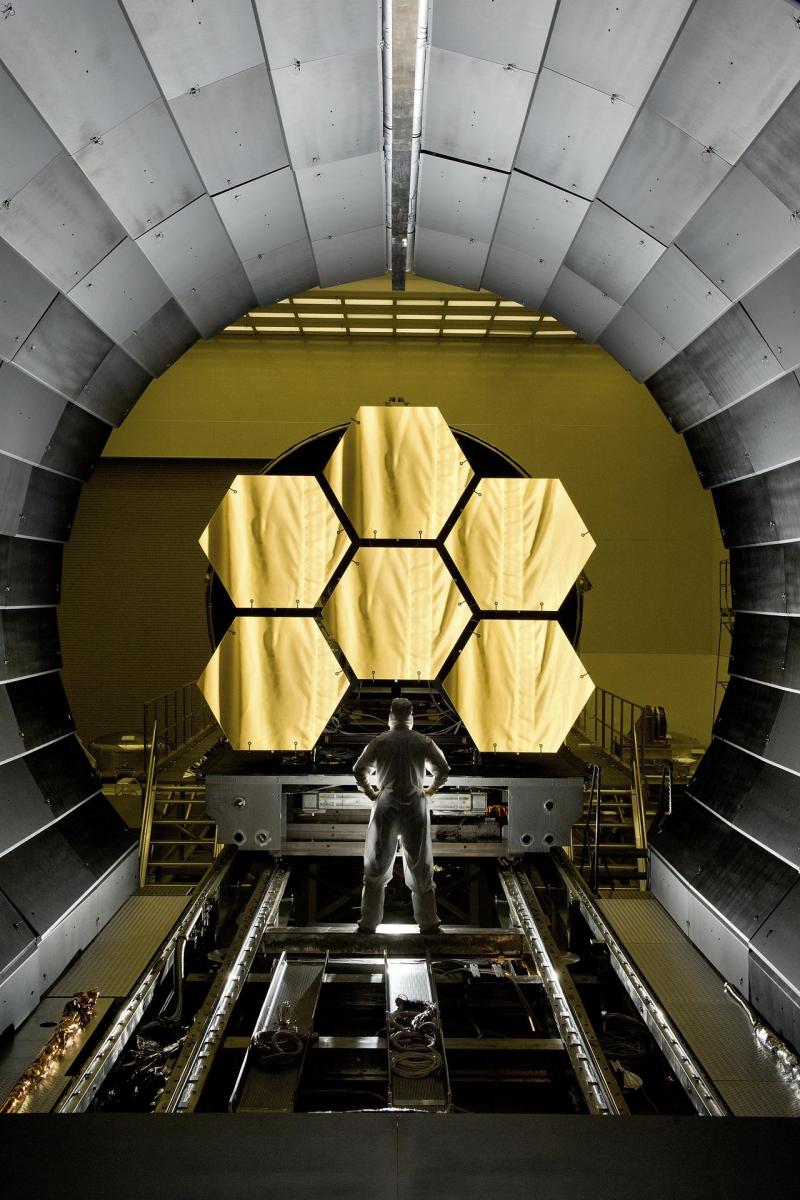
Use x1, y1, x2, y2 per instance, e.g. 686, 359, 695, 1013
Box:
0, 609, 60, 684
178, 263, 256, 341
677, 164, 800, 303
414, 227, 490, 291
122, 299, 198, 377
683, 305, 783, 416
729, 613, 800, 692
716, 677, 800, 774
68, 238, 172, 345
414, 155, 506, 244
563, 201, 665, 306
748, 955, 800, 1059
423, 48, 535, 172
743, 253, 800, 372
486, 171, 589, 303
75, 347, 151, 427
313, 225, 386, 288
743, 82, 800, 214
627, 245, 730, 352
271, 49, 382, 171
0, 363, 69, 471
647, 0, 800, 165
0, 64, 61, 202
0, 738, 100, 857
650, 793, 730, 885
685, 892, 750, 995
693, 833, 798, 945
256, 0, 380, 69
689, 739, 800, 868
295, 152, 384, 242
0, 453, 81, 542
599, 107, 730, 247
0, 673, 74, 766
136, 195, 238, 301
0, 536, 62, 610
170, 65, 288, 196
712, 470, 773, 549
0, 242, 57, 362
516, 70, 635, 201
0, 0, 159, 153
730, 544, 800, 616
751, 883, 800, 1011
243, 239, 319, 307
121, 0, 264, 100
0, 889, 35, 978
0, 152, 125, 293
598, 306, 676, 381
41, 403, 110, 481
646, 353, 716, 432
685, 374, 800, 488
543, 266, 619, 341
430, 0, 554, 72
545, 0, 693, 107
0, 824, 96, 936
75, 98, 205, 240
59, 794, 135, 880
13, 295, 113, 401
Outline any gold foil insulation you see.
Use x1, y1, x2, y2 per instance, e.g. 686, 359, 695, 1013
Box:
200, 474, 348, 609
323, 405, 472, 539
323, 546, 470, 680
198, 616, 348, 751
443, 620, 594, 753
445, 477, 595, 611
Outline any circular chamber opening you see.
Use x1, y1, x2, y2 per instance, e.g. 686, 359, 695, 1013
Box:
255, 830, 269, 845
233, 830, 247, 845
233, 795, 246, 808
520, 833, 533, 847
544, 799, 555, 811
543, 833, 555, 845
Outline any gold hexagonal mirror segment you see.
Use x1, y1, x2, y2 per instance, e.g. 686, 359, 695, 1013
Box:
445, 478, 594, 612
323, 546, 471, 681
199, 474, 349, 609
323, 406, 473, 539
197, 616, 348, 751
443, 619, 594, 753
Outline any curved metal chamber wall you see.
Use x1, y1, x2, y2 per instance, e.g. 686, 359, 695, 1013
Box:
1, 0, 800, 1040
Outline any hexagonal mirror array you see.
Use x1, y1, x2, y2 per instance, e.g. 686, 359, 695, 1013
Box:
197, 405, 594, 752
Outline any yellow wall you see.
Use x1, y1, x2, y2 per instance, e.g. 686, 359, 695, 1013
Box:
101, 335, 723, 740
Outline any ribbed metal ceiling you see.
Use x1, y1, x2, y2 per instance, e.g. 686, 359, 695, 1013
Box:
2, 0, 800, 1041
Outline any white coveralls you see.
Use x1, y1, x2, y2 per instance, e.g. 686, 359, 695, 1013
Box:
353, 715, 450, 930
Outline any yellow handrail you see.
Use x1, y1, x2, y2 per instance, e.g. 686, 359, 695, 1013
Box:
138, 721, 158, 889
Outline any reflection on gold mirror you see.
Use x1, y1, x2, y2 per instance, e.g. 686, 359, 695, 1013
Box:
445, 478, 594, 612
443, 619, 594, 753
323, 406, 472, 539
197, 616, 348, 750
199, 475, 349, 608
323, 546, 470, 680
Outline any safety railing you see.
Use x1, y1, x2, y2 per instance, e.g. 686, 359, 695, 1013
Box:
143, 682, 216, 774
138, 720, 158, 888
575, 686, 649, 773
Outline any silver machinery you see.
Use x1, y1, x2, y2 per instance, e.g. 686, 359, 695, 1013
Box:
205, 770, 584, 857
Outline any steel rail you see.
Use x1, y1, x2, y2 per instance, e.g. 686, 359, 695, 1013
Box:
155, 864, 290, 1113
552, 849, 729, 1116
56, 848, 234, 1113
497, 862, 629, 1116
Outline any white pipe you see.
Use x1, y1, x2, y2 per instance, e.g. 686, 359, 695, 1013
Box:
405, 0, 428, 270
382, 0, 393, 266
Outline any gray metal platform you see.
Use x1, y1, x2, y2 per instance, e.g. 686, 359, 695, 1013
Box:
597, 893, 800, 1117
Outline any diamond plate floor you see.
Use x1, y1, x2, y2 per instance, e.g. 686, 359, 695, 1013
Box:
598, 893, 800, 1116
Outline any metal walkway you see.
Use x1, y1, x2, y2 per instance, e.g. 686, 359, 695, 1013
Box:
593, 891, 800, 1116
